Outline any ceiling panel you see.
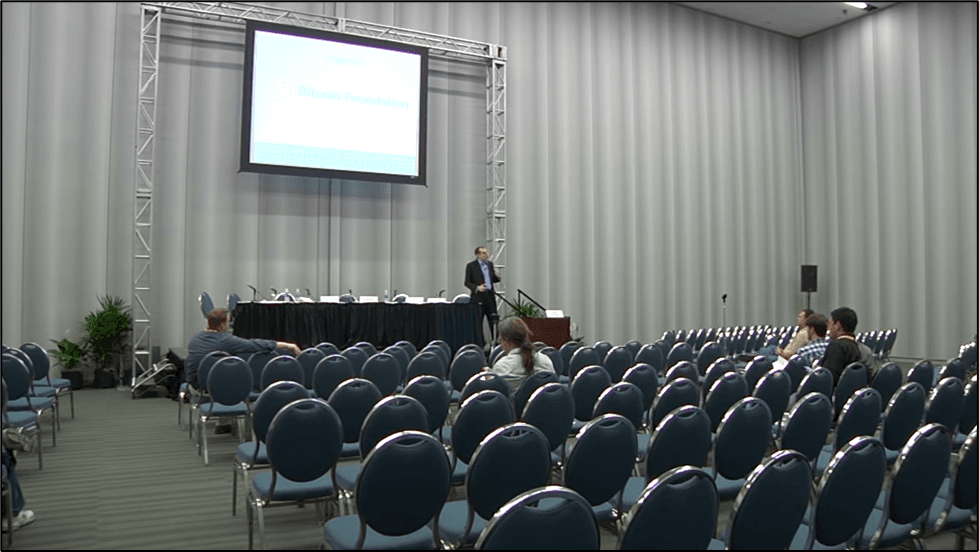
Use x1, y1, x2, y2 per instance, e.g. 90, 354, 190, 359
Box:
675, 2, 896, 38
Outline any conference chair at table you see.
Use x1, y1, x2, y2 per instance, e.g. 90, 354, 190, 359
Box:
338, 293, 357, 303
856, 423, 952, 550
232, 381, 311, 516
878, 382, 927, 465
521, 383, 575, 469
311, 354, 355, 401
452, 293, 471, 304
790, 436, 887, 550
332, 395, 430, 515
618, 466, 719, 550
438, 423, 551, 548
562, 414, 638, 524
248, 398, 343, 550
709, 450, 812, 550
198, 356, 253, 465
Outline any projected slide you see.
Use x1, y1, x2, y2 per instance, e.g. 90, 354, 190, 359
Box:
241, 22, 428, 184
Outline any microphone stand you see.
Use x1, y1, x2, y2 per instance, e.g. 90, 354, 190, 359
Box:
722, 294, 728, 329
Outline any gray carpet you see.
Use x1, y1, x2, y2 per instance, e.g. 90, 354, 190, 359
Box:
5, 387, 974, 550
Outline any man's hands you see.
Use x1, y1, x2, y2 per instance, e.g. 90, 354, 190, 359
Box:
277, 342, 302, 355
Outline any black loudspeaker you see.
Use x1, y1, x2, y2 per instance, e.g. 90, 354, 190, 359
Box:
801, 265, 818, 293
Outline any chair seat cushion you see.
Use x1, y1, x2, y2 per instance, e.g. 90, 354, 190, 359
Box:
592, 500, 616, 522
450, 459, 469, 485
37, 378, 71, 390
251, 471, 334, 502
334, 464, 360, 491
30, 386, 58, 398
324, 514, 438, 550
715, 473, 747, 501
339, 442, 360, 458
3, 411, 39, 428
790, 520, 850, 550
621, 476, 646, 511
858, 506, 913, 549
200, 402, 248, 417
636, 434, 651, 460
7, 396, 54, 411
437, 501, 486, 545
236, 442, 268, 465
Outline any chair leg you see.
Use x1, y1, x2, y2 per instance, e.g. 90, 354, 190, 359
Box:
247, 493, 254, 550
202, 417, 210, 465
232, 465, 239, 516
69, 389, 74, 419
256, 500, 266, 550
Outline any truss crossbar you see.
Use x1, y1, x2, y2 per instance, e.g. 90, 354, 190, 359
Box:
134, 2, 507, 377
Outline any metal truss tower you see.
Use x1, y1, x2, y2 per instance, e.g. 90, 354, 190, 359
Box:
132, 2, 508, 385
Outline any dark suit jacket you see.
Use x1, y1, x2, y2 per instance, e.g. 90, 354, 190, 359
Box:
465, 259, 501, 295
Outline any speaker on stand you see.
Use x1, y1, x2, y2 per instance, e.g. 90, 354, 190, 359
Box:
801, 265, 817, 311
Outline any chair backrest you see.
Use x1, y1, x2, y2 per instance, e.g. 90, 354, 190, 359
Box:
468, 423, 551, 522
521, 383, 575, 453
199, 291, 214, 318
871, 362, 904, 410
591, 381, 645, 430
564, 414, 638, 507
474, 486, 599, 550
834, 387, 882, 451
513, 370, 559, 418
618, 466, 719, 550
539, 347, 564, 379
354, 341, 377, 357
568, 347, 601, 381
461, 372, 511, 402
559, 341, 580, 372
635, 344, 665, 374
383, 345, 411, 385
743, 356, 774, 391
780, 392, 834, 462
488, 344, 505, 368
19, 343, 50, 382
452, 293, 471, 304
715, 398, 774, 483
315, 342, 341, 357
422, 344, 451, 369
649, 377, 700, 429
340, 346, 370, 377
252, 381, 312, 445
394, 340, 417, 358
797, 366, 834, 399
783, 355, 809, 392
456, 343, 484, 358
644, 405, 712, 481
358, 395, 430, 457
704, 372, 749, 433
265, 398, 343, 483
392, 293, 408, 304
570, 365, 612, 422
752, 368, 792, 425
949, 428, 977, 513
199, 350, 231, 390
450, 349, 487, 392
939, 357, 966, 382
725, 450, 812, 550
406, 351, 447, 381
664, 360, 699, 384
361, 352, 402, 396
924, 376, 965, 433
834, 362, 870, 419
881, 382, 927, 453
621, 363, 659, 413
327, 378, 383, 444
960, 375, 977, 435
260, 355, 305, 389
207, 356, 253, 405
666, 342, 693, 368
428, 340, 452, 365
867, 423, 951, 549
312, 354, 356, 400
808, 436, 887, 548
592, 341, 612, 363
623, 340, 642, 360
906, 359, 934, 392
402, 375, 451, 434
696, 341, 725, 376
1, 355, 31, 401
339, 293, 357, 303
701, 357, 735, 398
602, 346, 633, 383
247, 351, 279, 391
355, 431, 451, 548
451, 390, 515, 467
295, 347, 326, 388
227, 292, 240, 313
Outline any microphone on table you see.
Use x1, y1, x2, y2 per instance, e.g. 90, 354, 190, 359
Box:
247, 284, 262, 301
438, 290, 445, 298
348, 289, 353, 296
722, 294, 728, 303
305, 288, 311, 297
270, 287, 278, 298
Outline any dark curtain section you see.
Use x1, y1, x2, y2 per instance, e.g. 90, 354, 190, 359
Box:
232, 302, 485, 353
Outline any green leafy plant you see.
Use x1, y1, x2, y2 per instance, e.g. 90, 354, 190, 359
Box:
509, 297, 543, 318
48, 338, 88, 370
83, 295, 133, 372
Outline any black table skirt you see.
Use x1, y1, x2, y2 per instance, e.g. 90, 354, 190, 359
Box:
232, 302, 485, 353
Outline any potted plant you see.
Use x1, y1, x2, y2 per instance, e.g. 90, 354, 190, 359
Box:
48, 337, 89, 390
508, 297, 543, 319
83, 295, 133, 388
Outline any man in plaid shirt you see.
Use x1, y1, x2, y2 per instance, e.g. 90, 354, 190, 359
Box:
796, 313, 830, 367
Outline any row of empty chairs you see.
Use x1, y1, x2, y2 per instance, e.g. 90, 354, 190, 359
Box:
200, 290, 474, 311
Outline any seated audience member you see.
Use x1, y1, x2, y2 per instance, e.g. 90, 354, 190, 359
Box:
1, 433, 35, 532
819, 306, 867, 384
489, 317, 554, 394
776, 309, 814, 360
796, 313, 830, 367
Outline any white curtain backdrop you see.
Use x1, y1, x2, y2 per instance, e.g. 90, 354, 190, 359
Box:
3, 2, 974, 371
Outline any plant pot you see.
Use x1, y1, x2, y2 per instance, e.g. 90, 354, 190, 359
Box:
61, 369, 84, 390
94, 369, 117, 389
